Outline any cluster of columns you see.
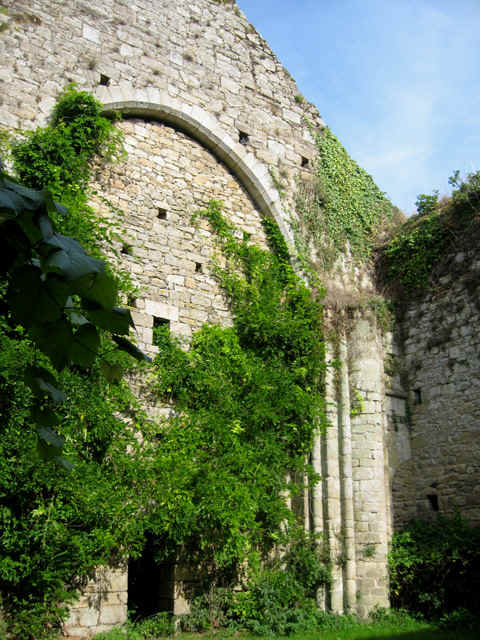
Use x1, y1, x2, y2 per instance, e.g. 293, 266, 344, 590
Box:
309, 312, 390, 616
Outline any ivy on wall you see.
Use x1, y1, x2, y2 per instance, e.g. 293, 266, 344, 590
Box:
292, 126, 397, 271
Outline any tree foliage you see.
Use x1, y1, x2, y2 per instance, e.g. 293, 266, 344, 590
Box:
0, 89, 147, 464
0, 87, 152, 638
149, 203, 328, 602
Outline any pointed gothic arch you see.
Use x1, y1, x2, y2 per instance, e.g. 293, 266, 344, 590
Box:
97, 86, 293, 246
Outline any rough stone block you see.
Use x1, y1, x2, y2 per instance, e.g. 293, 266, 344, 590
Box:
99, 604, 127, 625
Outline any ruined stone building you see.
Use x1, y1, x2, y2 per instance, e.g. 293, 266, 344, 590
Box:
0, 0, 478, 636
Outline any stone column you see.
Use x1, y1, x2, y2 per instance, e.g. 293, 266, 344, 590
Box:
348, 313, 389, 617
321, 340, 344, 613
311, 421, 326, 609
337, 336, 357, 612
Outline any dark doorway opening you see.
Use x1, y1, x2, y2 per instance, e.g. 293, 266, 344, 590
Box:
128, 535, 174, 619
427, 494, 439, 512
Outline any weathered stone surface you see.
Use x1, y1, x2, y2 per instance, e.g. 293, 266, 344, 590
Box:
4, 0, 462, 634
393, 249, 480, 527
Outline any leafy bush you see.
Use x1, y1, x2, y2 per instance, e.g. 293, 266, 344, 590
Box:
92, 612, 175, 639
180, 528, 330, 636
389, 516, 480, 618
130, 612, 175, 638
382, 170, 480, 295
0, 319, 156, 637
438, 608, 480, 631
382, 209, 446, 292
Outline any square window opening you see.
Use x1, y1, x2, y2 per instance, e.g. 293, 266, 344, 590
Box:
121, 243, 133, 256
195, 262, 202, 273
301, 156, 309, 168
239, 131, 249, 145
99, 74, 110, 87
157, 208, 168, 220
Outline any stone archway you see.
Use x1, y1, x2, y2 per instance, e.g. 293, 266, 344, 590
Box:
95, 86, 293, 247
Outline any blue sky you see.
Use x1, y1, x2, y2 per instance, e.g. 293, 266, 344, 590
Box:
236, 0, 480, 215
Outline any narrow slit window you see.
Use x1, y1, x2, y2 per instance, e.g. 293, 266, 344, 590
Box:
301, 156, 309, 168
157, 208, 167, 220
413, 388, 422, 405
239, 131, 249, 145
99, 74, 110, 86
152, 317, 170, 347
195, 262, 202, 273
427, 494, 439, 512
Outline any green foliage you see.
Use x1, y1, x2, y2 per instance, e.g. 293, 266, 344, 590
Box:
415, 191, 439, 216
10, 84, 127, 272
0, 318, 156, 638
349, 389, 364, 417
389, 516, 480, 618
150, 201, 328, 610
0, 88, 153, 637
438, 608, 480, 631
181, 528, 330, 635
382, 170, 480, 295
382, 203, 446, 293
0, 159, 147, 466
293, 127, 395, 269
130, 612, 175, 638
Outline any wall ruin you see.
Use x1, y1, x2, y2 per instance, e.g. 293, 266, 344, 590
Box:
3, 0, 477, 637
395, 248, 480, 527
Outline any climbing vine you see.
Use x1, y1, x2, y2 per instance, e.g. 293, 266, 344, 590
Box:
292, 126, 397, 271
150, 202, 329, 616
11, 83, 130, 288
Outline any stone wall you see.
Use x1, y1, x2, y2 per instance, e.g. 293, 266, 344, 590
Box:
0, 0, 323, 217
92, 117, 268, 355
398, 249, 480, 525
384, 332, 415, 530
1, 0, 393, 635
64, 568, 127, 639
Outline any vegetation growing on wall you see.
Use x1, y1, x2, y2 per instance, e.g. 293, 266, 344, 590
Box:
147, 202, 329, 629
292, 126, 398, 271
0, 87, 153, 639
1, 87, 332, 637
389, 516, 480, 621
381, 170, 480, 296
11, 84, 128, 281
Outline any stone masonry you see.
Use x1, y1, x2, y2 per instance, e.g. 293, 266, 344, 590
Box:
396, 249, 480, 526
2, 0, 477, 637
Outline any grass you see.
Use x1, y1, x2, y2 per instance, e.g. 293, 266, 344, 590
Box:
93, 616, 480, 640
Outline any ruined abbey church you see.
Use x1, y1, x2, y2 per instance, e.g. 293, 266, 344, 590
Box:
1, 0, 479, 637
